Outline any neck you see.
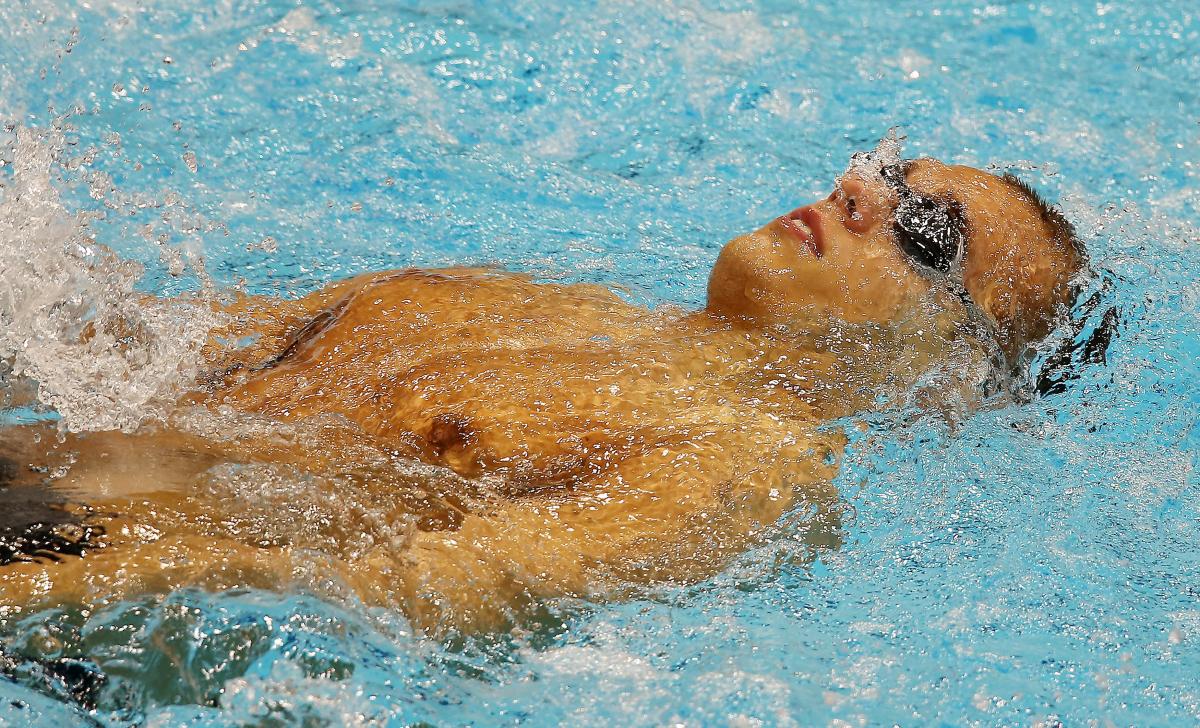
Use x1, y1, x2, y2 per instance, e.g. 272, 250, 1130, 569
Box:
658, 289, 996, 419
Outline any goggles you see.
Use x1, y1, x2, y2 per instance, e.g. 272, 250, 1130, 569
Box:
879, 162, 967, 275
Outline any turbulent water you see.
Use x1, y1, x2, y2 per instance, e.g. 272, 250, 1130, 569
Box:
0, 123, 222, 433
1, 0, 1199, 725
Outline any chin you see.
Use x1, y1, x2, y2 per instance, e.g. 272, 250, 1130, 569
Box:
707, 236, 774, 321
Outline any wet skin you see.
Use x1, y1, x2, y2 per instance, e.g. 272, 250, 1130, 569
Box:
0, 159, 1080, 634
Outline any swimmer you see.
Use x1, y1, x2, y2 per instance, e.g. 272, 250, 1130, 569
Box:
0, 150, 1084, 635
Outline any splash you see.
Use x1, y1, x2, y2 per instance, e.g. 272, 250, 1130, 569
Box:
0, 122, 221, 433
843, 127, 907, 182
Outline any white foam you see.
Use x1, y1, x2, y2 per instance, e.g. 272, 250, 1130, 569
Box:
0, 121, 221, 432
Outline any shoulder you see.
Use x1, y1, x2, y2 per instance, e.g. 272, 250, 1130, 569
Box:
347, 267, 626, 310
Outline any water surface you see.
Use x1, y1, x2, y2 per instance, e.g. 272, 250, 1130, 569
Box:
1, 0, 1198, 724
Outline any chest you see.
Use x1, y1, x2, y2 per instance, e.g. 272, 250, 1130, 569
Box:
212, 277, 860, 481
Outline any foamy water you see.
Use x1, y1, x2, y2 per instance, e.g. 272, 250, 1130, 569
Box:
0, 122, 220, 432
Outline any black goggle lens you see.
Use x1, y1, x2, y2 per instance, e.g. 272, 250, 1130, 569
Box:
880, 163, 966, 274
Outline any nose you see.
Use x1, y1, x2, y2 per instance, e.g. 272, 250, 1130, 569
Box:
841, 178, 866, 200
837, 177, 885, 234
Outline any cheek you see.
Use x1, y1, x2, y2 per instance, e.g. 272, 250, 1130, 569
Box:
867, 264, 929, 317
828, 245, 926, 319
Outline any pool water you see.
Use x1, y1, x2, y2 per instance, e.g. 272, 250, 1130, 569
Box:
2, 0, 1199, 724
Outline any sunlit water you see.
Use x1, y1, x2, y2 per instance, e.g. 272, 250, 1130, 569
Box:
1, 0, 1198, 724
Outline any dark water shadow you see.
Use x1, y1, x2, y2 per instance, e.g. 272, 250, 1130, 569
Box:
0, 455, 103, 568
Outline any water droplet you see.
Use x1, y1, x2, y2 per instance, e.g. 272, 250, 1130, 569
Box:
246, 236, 278, 253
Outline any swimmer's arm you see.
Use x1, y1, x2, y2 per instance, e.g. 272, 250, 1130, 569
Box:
388, 430, 843, 635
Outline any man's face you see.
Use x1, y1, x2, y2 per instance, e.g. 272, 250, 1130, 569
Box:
706, 157, 1075, 348
707, 160, 923, 327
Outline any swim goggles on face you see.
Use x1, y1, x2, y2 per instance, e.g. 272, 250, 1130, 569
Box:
879, 162, 967, 275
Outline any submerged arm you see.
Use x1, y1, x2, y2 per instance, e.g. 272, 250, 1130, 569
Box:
378, 426, 845, 635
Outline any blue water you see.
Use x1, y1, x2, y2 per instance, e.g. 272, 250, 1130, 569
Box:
2, 0, 1199, 724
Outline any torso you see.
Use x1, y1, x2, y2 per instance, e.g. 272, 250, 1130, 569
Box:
1, 268, 984, 630
207, 268, 870, 491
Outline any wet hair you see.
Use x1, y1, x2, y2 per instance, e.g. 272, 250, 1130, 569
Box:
999, 172, 1087, 267
996, 174, 1118, 397
1031, 280, 1119, 396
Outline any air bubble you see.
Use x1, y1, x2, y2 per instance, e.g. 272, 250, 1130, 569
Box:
247, 236, 278, 253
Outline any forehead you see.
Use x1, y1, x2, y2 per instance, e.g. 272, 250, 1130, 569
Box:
902, 159, 1042, 234
900, 159, 1067, 284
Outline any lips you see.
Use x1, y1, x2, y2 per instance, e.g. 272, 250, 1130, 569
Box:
776, 206, 824, 257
